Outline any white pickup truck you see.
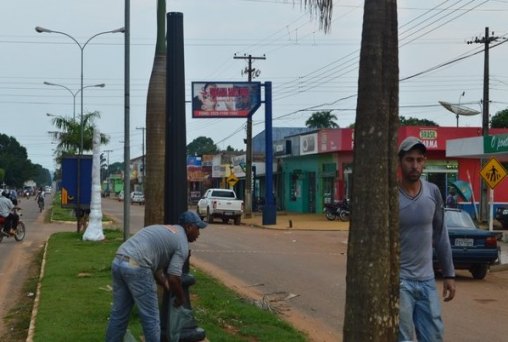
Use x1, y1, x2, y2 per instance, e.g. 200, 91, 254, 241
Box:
196, 188, 244, 225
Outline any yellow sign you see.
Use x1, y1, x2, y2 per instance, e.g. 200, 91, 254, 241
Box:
227, 174, 239, 187
480, 158, 507, 189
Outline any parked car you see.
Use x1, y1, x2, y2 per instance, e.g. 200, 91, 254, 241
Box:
117, 191, 124, 202
130, 191, 145, 205
495, 206, 508, 230
434, 208, 500, 280
197, 188, 243, 225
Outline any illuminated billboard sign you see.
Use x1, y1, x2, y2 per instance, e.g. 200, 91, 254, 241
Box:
192, 82, 261, 118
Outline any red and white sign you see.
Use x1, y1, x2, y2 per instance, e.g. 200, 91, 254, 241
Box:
192, 82, 261, 118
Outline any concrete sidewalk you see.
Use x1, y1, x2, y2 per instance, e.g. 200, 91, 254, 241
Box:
241, 211, 349, 231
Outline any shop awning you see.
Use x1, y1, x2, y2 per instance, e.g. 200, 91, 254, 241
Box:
446, 134, 508, 162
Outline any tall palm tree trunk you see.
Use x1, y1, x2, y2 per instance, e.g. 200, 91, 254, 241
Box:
144, 0, 167, 225
343, 1, 400, 340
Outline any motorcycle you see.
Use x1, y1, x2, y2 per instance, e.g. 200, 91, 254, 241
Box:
37, 196, 45, 212
323, 199, 351, 222
337, 199, 351, 222
0, 208, 26, 243
324, 202, 341, 221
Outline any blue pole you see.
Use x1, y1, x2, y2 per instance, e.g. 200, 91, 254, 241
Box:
263, 82, 276, 225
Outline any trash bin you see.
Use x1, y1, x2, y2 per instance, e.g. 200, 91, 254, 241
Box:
495, 207, 508, 229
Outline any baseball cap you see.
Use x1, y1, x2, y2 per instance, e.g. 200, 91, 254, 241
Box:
398, 136, 426, 155
178, 211, 207, 229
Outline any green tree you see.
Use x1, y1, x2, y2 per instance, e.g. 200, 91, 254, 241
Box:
48, 111, 109, 159
0, 133, 49, 188
400, 115, 438, 126
490, 108, 508, 128
305, 110, 339, 128
187, 136, 218, 156
144, 0, 167, 226
32, 164, 52, 186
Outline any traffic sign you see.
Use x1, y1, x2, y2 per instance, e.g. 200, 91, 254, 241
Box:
227, 173, 239, 187
480, 158, 507, 189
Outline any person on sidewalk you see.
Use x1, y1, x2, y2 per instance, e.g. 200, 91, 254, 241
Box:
398, 136, 456, 342
446, 187, 458, 208
105, 211, 207, 342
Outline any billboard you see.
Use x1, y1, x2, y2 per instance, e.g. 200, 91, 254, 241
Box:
192, 82, 261, 118
61, 155, 93, 209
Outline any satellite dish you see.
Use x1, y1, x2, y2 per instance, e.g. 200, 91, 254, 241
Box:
438, 101, 481, 127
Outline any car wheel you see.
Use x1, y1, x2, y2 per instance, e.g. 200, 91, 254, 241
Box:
470, 264, 489, 280
234, 215, 241, 225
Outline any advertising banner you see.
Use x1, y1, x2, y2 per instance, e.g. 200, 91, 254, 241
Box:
61, 155, 93, 209
192, 82, 261, 118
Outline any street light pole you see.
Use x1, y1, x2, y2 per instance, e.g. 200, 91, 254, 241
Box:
35, 26, 124, 154
44, 81, 105, 120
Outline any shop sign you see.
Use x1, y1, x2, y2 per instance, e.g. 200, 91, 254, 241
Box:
419, 129, 438, 150
484, 134, 508, 154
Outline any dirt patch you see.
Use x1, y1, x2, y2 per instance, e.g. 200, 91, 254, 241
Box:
191, 256, 342, 342
0, 246, 41, 340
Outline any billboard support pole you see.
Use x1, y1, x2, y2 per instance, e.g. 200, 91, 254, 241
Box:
262, 81, 276, 225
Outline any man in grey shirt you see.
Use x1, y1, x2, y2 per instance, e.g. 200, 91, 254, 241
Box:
105, 211, 207, 342
398, 136, 455, 342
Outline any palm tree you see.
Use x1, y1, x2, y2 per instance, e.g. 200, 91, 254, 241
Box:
49, 111, 109, 160
298, 1, 400, 340
305, 110, 339, 128
144, 0, 167, 226
343, 1, 399, 340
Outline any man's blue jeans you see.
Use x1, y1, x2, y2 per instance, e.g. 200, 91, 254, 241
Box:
105, 256, 160, 342
399, 278, 444, 342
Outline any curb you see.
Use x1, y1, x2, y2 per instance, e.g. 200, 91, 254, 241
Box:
26, 240, 49, 341
491, 263, 508, 272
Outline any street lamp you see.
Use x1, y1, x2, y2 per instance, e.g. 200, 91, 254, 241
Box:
35, 25, 124, 154
43, 81, 105, 120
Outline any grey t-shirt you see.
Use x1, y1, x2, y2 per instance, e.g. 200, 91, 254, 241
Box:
117, 224, 189, 276
0, 197, 13, 217
399, 180, 454, 280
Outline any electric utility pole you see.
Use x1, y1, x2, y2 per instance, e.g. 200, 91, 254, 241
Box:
136, 126, 146, 192
234, 53, 265, 218
467, 27, 500, 222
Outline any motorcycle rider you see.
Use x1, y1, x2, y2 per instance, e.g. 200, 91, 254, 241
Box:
0, 191, 19, 235
35, 187, 45, 210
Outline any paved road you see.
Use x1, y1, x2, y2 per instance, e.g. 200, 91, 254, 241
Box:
100, 198, 508, 342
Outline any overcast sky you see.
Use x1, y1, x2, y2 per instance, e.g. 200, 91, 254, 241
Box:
1, 0, 508, 171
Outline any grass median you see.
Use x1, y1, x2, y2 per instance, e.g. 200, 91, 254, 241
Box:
27, 229, 307, 341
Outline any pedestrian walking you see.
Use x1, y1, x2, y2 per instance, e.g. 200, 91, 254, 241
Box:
398, 136, 456, 342
446, 187, 457, 208
105, 210, 207, 342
